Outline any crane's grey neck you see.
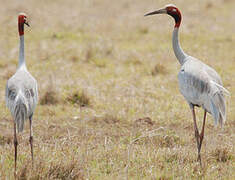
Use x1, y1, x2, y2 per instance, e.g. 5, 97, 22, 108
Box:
172, 28, 188, 65
18, 35, 27, 70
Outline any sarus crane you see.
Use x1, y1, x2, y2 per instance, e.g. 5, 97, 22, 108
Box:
5, 13, 38, 173
145, 4, 229, 165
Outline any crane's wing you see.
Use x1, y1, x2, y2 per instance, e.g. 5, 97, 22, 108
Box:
5, 70, 38, 116
5, 77, 18, 110
178, 58, 229, 126
210, 81, 230, 96
5, 81, 10, 108
209, 80, 230, 126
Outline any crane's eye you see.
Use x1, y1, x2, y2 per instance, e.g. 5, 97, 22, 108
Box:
172, 8, 177, 12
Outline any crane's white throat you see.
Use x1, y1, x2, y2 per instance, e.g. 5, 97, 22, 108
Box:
18, 35, 27, 70
172, 28, 188, 65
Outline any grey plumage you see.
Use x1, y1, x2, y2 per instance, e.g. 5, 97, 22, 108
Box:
178, 56, 229, 126
6, 69, 38, 132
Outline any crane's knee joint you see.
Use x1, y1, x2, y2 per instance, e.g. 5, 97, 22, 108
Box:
14, 139, 18, 146
29, 136, 33, 143
199, 134, 204, 141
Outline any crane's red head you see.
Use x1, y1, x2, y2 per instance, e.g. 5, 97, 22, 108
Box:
145, 4, 182, 28
18, 13, 30, 36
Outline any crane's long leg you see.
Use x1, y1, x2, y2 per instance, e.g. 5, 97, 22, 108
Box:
198, 111, 207, 161
191, 106, 201, 165
13, 122, 18, 175
29, 114, 34, 168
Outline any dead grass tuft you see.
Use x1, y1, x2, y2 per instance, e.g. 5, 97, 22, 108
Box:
19, 166, 27, 180
158, 177, 171, 180
158, 135, 182, 147
164, 152, 179, 163
66, 90, 90, 107
84, 42, 113, 63
89, 114, 120, 126
138, 27, 149, 34
84, 45, 96, 62
70, 55, 80, 63
0, 135, 11, 145
134, 117, 154, 127
136, 134, 182, 148
102, 114, 120, 124
40, 89, 59, 105
151, 63, 167, 76
40, 76, 59, 105
48, 162, 84, 180
205, 2, 213, 9
210, 148, 233, 162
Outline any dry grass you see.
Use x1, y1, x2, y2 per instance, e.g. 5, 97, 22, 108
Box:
40, 76, 59, 105
0, 0, 234, 179
66, 90, 91, 107
151, 63, 168, 76
40, 90, 59, 105
210, 148, 233, 162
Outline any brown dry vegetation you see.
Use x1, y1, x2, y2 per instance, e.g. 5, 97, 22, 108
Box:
0, 0, 234, 179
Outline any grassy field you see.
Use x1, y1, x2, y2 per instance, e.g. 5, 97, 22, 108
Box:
0, 0, 234, 179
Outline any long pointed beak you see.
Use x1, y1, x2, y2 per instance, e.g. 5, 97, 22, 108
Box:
144, 8, 167, 16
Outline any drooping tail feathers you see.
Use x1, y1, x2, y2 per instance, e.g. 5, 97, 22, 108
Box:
209, 80, 230, 127
13, 96, 28, 132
